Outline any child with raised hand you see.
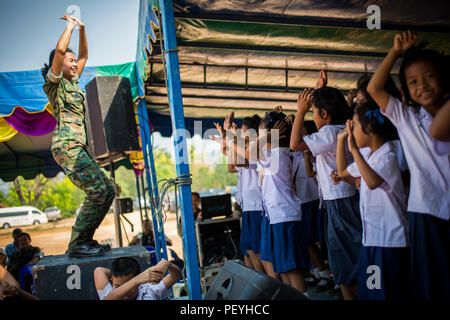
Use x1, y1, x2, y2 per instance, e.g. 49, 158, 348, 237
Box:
232, 111, 310, 296
291, 120, 332, 288
367, 30, 450, 300
290, 74, 362, 300
336, 102, 410, 300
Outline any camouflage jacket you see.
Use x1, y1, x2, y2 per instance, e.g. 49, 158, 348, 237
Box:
43, 71, 87, 150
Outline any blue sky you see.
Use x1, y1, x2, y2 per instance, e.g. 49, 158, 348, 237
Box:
0, 0, 139, 72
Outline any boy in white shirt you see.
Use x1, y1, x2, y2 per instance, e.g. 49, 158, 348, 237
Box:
94, 257, 182, 300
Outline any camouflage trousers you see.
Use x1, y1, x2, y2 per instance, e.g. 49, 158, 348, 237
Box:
52, 142, 115, 233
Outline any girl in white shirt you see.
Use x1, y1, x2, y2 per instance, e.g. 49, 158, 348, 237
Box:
290, 82, 362, 300
367, 30, 450, 300
336, 102, 410, 300
235, 111, 310, 296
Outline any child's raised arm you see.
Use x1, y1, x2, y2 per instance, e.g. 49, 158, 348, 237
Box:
336, 127, 352, 179
290, 89, 313, 151
345, 121, 384, 190
367, 30, 417, 111
304, 151, 316, 177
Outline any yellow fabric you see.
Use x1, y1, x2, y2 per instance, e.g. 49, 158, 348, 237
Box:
0, 117, 18, 142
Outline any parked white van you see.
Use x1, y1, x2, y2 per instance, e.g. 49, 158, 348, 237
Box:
0, 206, 48, 229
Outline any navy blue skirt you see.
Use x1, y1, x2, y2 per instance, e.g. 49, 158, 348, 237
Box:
357, 245, 410, 300
240, 211, 263, 254
271, 220, 310, 273
410, 211, 450, 300
301, 200, 320, 243
259, 215, 274, 263
324, 196, 362, 286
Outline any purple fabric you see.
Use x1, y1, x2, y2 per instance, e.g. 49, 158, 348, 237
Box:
3, 107, 56, 136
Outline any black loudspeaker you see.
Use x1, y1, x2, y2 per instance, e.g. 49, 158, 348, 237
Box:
204, 261, 309, 300
119, 197, 134, 214
32, 246, 153, 300
85, 76, 140, 160
195, 217, 241, 267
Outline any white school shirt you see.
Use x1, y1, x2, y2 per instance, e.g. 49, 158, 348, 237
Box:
235, 167, 243, 206
360, 140, 408, 172
259, 147, 302, 224
97, 281, 171, 300
291, 151, 320, 203
381, 96, 450, 220
240, 163, 263, 212
347, 142, 409, 247
303, 125, 356, 200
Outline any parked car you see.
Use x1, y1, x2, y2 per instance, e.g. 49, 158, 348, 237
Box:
44, 206, 62, 222
0, 206, 48, 229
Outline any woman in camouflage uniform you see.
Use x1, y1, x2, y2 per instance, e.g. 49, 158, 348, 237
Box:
42, 15, 115, 258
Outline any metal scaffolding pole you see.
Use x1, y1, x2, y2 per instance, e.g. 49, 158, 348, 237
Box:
159, 0, 202, 300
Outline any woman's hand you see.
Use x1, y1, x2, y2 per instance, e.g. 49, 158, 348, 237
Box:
60, 15, 84, 28
297, 88, 314, 113
347, 88, 357, 107
214, 122, 226, 137
346, 120, 358, 154
223, 112, 235, 130
392, 30, 417, 56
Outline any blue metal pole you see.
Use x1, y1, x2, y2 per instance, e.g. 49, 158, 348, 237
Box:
159, 0, 202, 300
140, 100, 169, 261
136, 100, 168, 261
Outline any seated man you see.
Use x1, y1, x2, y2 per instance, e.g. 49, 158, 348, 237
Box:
129, 219, 173, 247
94, 257, 182, 300
7, 233, 42, 281
5, 228, 22, 260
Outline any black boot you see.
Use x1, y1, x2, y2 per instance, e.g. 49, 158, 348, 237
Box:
67, 228, 104, 258
86, 228, 111, 251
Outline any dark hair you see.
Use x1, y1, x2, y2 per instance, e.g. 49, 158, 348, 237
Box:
399, 45, 449, 107
242, 115, 261, 132
357, 75, 402, 104
12, 228, 22, 237
313, 87, 353, 124
304, 120, 317, 135
264, 111, 291, 148
41, 48, 74, 79
111, 257, 141, 277
191, 192, 200, 199
18, 232, 31, 241
259, 118, 271, 129
355, 102, 398, 141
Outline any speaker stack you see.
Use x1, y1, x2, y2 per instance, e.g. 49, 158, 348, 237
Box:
84, 76, 140, 163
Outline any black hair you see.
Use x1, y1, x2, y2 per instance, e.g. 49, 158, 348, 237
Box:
357, 75, 402, 104
18, 232, 31, 241
312, 87, 353, 124
191, 192, 200, 199
303, 120, 317, 135
399, 45, 449, 107
12, 228, 22, 237
242, 115, 261, 131
41, 48, 74, 79
264, 111, 291, 148
355, 101, 398, 141
111, 257, 141, 278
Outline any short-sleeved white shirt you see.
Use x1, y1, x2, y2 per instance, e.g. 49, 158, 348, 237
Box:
97, 281, 171, 300
360, 140, 408, 172
240, 164, 263, 212
303, 125, 356, 200
381, 96, 450, 220
291, 151, 319, 203
259, 147, 302, 224
347, 142, 409, 247
235, 167, 243, 206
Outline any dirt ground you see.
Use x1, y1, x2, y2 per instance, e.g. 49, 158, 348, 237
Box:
0, 210, 183, 258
